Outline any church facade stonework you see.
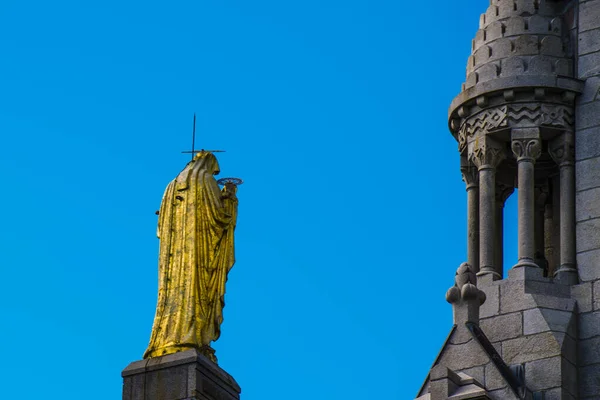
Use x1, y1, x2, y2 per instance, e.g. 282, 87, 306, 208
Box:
416, 1, 600, 399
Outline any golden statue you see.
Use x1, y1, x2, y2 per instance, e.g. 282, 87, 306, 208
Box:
144, 151, 239, 363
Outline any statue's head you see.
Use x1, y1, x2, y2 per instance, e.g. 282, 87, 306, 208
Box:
193, 151, 221, 176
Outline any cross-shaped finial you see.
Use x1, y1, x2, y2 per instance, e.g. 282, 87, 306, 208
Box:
181, 113, 225, 159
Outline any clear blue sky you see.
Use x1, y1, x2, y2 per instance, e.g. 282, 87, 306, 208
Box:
0, 1, 520, 399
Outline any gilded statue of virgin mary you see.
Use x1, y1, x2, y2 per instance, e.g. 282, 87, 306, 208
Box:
144, 151, 238, 363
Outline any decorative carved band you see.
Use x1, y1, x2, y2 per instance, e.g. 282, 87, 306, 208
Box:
549, 134, 575, 167
469, 139, 506, 170
459, 106, 508, 150
510, 104, 574, 128
458, 103, 574, 151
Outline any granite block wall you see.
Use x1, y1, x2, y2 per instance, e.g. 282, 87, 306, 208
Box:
576, 0, 600, 397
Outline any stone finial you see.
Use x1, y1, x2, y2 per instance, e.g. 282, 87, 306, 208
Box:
446, 263, 486, 305
446, 263, 486, 325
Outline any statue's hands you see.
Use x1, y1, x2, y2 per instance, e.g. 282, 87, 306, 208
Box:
221, 192, 237, 201
221, 182, 238, 200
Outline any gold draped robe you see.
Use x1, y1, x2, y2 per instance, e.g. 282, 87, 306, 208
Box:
144, 152, 238, 362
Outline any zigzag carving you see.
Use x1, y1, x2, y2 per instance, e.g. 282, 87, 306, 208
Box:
458, 103, 574, 150
508, 104, 574, 128
462, 106, 509, 136
458, 106, 509, 150
509, 104, 540, 124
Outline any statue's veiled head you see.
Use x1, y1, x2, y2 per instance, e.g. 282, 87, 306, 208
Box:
174, 152, 221, 190
192, 151, 221, 176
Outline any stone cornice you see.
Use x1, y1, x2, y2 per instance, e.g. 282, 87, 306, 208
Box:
450, 87, 576, 152
448, 76, 583, 124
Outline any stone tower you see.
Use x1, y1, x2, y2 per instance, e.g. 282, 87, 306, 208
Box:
415, 1, 600, 399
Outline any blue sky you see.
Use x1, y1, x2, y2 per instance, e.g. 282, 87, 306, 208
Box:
0, 1, 520, 398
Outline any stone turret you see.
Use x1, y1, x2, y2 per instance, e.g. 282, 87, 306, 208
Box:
453, 0, 577, 107
450, 0, 583, 286
415, 0, 600, 398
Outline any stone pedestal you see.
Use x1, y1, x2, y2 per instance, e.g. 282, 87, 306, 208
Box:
122, 349, 241, 400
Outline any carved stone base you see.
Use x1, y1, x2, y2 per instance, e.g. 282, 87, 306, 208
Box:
122, 349, 241, 400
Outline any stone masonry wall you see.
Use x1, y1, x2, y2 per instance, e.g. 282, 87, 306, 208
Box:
478, 273, 577, 399
575, 0, 600, 397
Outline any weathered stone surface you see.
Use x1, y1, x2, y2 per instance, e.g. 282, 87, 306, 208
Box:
579, 28, 600, 56
579, 53, 600, 79
523, 308, 575, 337
572, 282, 593, 313
122, 350, 241, 400
562, 358, 578, 398
492, 341, 501, 357
576, 157, 600, 192
528, 281, 571, 299
579, 336, 600, 366
449, 325, 472, 345
594, 281, 600, 311
580, 311, 600, 339
499, 280, 574, 314
529, 295, 576, 312
576, 218, 600, 253
576, 187, 600, 222
488, 386, 518, 400
458, 366, 485, 389
543, 387, 576, 400
580, 1, 600, 33
122, 372, 145, 400
577, 78, 600, 106
480, 283, 499, 319
430, 365, 459, 400
480, 312, 522, 342
500, 281, 537, 313
578, 101, 600, 131
524, 356, 562, 392
503, 332, 560, 364
579, 364, 600, 398
144, 364, 190, 400
484, 362, 504, 391
561, 333, 577, 366
437, 338, 490, 371
577, 248, 600, 282
506, 265, 547, 282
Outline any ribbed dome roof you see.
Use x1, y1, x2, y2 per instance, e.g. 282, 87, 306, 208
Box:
466, 0, 573, 91
449, 0, 580, 120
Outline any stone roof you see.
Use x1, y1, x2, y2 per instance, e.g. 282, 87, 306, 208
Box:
448, 0, 581, 121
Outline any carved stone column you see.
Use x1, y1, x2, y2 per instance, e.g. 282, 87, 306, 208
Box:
495, 182, 514, 278
511, 128, 542, 269
534, 185, 550, 276
461, 157, 479, 273
550, 133, 578, 285
469, 137, 506, 282
544, 202, 556, 277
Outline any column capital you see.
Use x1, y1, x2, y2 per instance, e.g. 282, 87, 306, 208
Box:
511, 128, 541, 163
496, 182, 514, 206
460, 156, 479, 190
549, 132, 575, 167
469, 137, 506, 170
